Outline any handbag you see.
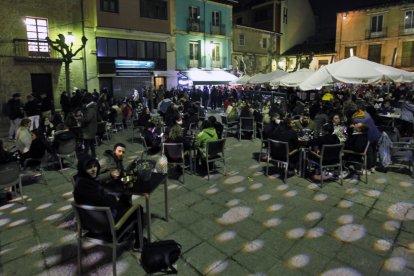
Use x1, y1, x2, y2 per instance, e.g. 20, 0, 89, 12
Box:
141, 240, 182, 274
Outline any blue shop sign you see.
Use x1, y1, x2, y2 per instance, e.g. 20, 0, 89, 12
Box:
115, 60, 155, 69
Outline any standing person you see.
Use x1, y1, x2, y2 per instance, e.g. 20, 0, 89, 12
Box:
60, 91, 71, 119
80, 94, 98, 158
202, 86, 210, 110
352, 101, 381, 171
40, 93, 53, 120
7, 93, 24, 141
25, 95, 41, 131
210, 86, 218, 110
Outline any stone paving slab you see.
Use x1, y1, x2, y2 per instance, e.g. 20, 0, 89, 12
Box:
1, 127, 414, 275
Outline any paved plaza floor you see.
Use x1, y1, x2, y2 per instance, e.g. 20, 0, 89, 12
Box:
1, 126, 414, 276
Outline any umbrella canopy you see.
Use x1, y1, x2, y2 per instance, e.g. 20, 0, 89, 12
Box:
299, 56, 414, 91
233, 74, 251, 85
248, 70, 288, 84
270, 68, 315, 87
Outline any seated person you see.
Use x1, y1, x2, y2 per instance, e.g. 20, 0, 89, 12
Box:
208, 116, 224, 139
378, 100, 395, 115
307, 123, 341, 176
143, 122, 162, 154
332, 114, 347, 144
343, 123, 369, 173
293, 112, 316, 134
73, 156, 144, 251
136, 107, 151, 127
99, 143, 127, 187
268, 118, 300, 173
15, 119, 33, 158
65, 110, 81, 128
40, 117, 55, 138
195, 120, 218, 170
53, 124, 76, 150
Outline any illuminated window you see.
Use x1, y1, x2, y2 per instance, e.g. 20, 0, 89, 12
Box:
25, 17, 48, 53
212, 11, 220, 26
239, 34, 245, 46
189, 6, 199, 20
404, 10, 414, 29
211, 43, 220, 62
189, 41, 200, 60
345, 46, 356, 58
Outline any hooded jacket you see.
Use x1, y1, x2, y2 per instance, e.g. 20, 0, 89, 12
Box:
73, 155, 131, 220
99, 149, 124, 185
195, 127, 218, 156
81, 102, 98, 139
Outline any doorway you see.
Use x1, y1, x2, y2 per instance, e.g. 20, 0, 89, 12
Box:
31, 73, 54, 111
154, 76, 166, 90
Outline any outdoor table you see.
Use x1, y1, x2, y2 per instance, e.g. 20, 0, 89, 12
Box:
102, 172, 168, 243
379, 113, 400, 126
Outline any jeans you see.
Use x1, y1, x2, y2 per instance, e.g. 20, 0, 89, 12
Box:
83, 139, 96, 158
9, 118, 22, 139
28, 115, 40, 130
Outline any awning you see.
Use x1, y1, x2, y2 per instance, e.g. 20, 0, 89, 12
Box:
181, 69, 238, 85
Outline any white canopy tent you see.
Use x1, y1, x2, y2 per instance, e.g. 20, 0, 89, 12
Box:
233, 74, 251, 85
248, 70, 288, 84
299, 56, 414, 91
270, 68, 315, 87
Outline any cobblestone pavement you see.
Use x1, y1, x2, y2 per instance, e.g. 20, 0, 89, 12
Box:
0, 126, 414, 276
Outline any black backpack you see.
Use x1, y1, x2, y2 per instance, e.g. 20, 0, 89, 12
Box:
141, 240, 182, 274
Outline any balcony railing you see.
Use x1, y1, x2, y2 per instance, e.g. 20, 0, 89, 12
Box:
399, 25, 414, 36
210, 24, 226, 36
13, 38, 62, 61
187, 18, 204, 33
365, 27, 387, 39
401, 56, 414, 67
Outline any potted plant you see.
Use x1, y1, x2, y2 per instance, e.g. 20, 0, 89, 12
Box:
136, 160, 154, 182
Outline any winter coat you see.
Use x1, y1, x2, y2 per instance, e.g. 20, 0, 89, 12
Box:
195, 127, 218, 156
352, 110, 381, 143
400, 101, 414, 123
81, 102, 98, 139
99, 149, 125, 185
7, 99, 24, 120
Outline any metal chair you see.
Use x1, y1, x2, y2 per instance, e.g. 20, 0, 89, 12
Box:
132, 119, 145, 143
204, 139, 226, 181
0, 161, 25, 204
308, 144, 344, 188
72, 202, 143, 276
162, 143, 189, 184
220, 115, 238, 138
56, 137, 77, 170
96, 121, 111, 144
239, 117, 256, 140
343, 141, 370, 183
138, 134, 149, 160
266, 139, 297, 183
257, 130, 268, 163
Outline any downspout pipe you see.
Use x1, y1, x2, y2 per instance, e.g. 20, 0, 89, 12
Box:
81, 0, 88, 91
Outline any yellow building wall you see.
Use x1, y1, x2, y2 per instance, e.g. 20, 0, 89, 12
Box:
335, 3, 414, 71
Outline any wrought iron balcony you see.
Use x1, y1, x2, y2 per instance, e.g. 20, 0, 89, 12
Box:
210, 24, 226, 36
187, 18, 204, 33
365, 27, 387, 39
13, 38, 62, 61
399, 25, 414, 36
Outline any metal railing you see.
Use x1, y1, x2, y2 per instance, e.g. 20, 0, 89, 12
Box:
399, 25, 414, 36
210, 24, 226, 36
401, 56, 414, 67
13, 38, 62, 60
365, 27, 388, 39
187, 18, 204, 33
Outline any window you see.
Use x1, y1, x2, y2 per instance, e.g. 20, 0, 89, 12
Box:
254, 7, 271, 22
118, 40, 127, 57
318, 60, 328, 68
189, 6, 199, 21
371, 15, 383, 33
404, 10, 414, 29
239, 34, 245, 46
345, 46, 357, 58
262, 38, 267, 49
25, 17, 48, 53
402, 41, 414, 67
212, 11, 220, 26
101, 0, 118, 13
140, 0, 167, 20
189, 41, 200, 60
211, 43, 220, 62
368, 44, 382, 63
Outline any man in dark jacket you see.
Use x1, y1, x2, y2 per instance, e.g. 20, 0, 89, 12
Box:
60, 91, 71, 119
7, 93, 24, 141
99, 143, 126, 186
80, 94, 98, 158
25, 95, 41, 131
73, 155, 144, 251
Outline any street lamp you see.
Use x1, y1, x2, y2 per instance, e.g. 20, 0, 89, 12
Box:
46, 33, 87, 95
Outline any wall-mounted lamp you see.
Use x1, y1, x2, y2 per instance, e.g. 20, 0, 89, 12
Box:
342, 13, 347, 20
66, 32, 75, 44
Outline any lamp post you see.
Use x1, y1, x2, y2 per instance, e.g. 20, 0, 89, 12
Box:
46, 33, 87, 95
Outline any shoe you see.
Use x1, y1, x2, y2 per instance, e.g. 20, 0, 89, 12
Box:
370, 168, 376, 173
339, 170, 349, 179
360, 169, 371, 175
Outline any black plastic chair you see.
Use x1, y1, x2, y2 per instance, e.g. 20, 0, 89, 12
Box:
221, 115, 238, 138
239, 117, 255, 140
0, 161, 25, 204
162, 143, 189, 184
204, 139, 226, 181
132, 119, 145, 143
343, 141, 370, 183
308, 144, 344, 187
266, 139, 297, 183
72, 202, 143, 276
